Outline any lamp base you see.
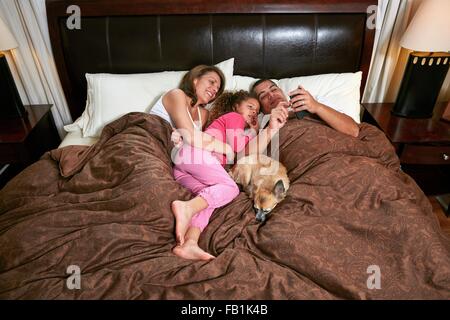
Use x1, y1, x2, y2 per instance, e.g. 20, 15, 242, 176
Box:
392, 52, 450, 118
0, 53, 26, 118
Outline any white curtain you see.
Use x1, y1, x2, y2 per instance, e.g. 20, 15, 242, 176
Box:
0, 0, 72, 139
362, 0, 413, 103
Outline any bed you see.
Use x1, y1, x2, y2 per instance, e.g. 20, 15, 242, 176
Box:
0, 0, 449, 299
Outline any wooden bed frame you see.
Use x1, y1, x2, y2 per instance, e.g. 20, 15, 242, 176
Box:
46, 0, 376, 120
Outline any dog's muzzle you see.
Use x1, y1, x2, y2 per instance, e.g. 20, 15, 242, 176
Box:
255, 209, 268, 223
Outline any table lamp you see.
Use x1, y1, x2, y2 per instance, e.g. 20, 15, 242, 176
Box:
392, 0, 450, 118
0, 16, 26, 118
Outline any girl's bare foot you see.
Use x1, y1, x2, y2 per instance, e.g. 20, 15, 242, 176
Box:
171, 200, 193, 245
173, 241, 216, 260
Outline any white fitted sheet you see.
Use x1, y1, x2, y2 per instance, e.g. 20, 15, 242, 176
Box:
58, 129, 99, 148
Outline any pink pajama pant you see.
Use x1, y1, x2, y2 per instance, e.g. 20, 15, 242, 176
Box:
173, 145, 240, 232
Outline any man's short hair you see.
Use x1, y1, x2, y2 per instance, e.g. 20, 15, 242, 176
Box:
250, 79, 277, 97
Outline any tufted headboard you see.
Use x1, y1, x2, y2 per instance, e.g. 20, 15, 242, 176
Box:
46, 0, 376, 120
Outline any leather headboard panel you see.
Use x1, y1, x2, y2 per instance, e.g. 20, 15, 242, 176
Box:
48, 0, 375, 120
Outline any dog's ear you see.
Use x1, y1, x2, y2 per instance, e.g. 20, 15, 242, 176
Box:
273, 180, 286, 198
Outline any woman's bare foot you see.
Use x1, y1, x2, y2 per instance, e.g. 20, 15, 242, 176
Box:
171, 200, 193, 245
172, 241, 216, 260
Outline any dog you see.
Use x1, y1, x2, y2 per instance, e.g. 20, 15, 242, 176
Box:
228, 154, 290, 223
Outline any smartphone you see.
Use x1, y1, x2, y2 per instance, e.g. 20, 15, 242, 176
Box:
289, 94, 311, 120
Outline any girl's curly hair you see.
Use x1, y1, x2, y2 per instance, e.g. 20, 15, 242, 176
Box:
208, 90, 257, 123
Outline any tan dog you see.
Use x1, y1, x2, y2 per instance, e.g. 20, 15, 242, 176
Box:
229, 154, 290, 222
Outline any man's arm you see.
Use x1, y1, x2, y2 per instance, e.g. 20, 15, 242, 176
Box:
312, 102, 360, 138
289, 86, 360, 137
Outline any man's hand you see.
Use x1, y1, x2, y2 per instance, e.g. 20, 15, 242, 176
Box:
268, 102, 289, 130
289, 86, 322, 114
289, 85, 360, 137
171, 128, 183, 148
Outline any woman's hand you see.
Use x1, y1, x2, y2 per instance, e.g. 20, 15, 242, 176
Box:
171, 128, 183, 148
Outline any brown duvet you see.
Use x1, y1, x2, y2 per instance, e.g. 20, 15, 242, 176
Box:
0, 113, 449, 299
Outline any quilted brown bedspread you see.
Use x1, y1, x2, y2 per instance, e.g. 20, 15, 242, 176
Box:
1, 113, 449, 299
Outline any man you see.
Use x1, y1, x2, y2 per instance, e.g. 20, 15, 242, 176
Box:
251, 79, 360, 137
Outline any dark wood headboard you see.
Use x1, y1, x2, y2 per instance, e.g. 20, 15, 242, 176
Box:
46, 0, 376, 120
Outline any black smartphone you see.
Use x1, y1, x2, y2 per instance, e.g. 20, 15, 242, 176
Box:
290, 94, 311, 120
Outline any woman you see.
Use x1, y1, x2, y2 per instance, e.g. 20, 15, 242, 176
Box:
150, 65, 237, 260
150, 65, 232, 157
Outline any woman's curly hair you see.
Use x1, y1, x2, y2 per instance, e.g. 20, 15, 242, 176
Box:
208, 90, 257, 123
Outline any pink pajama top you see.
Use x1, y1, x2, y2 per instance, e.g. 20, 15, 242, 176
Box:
205, 112, 257, 166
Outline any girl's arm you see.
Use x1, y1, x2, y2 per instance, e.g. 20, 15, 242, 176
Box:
163, 89, 233, 157
238, 106, 288, 158
239, 127, 278, 157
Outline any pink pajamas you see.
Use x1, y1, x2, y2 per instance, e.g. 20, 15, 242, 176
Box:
173, 112, 256, 232
173, 145, 240, 231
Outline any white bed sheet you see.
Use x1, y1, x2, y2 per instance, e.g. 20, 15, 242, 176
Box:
58, 129, 99, 148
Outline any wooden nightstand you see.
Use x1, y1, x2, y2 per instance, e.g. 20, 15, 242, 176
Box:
362, 102, 450, 196
0, 105, 61, 188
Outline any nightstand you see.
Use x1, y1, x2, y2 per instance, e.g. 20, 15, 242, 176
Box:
0, 105, 61, 188
362, 102, 450, 196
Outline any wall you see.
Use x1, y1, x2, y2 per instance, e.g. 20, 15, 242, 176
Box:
386, 0, 450, 103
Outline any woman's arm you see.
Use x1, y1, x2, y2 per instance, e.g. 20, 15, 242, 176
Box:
163, 89, 233, 157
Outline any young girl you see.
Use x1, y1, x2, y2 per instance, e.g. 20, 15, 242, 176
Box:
171, 90, 260, 260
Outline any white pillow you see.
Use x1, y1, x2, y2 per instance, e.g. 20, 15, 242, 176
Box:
233, 75, 259, 93
232, 72, 362, 123
65, 58, 235, 138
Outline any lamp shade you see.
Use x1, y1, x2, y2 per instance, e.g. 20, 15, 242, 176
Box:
400, 0, 450, 52
0, 17, 18, 51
